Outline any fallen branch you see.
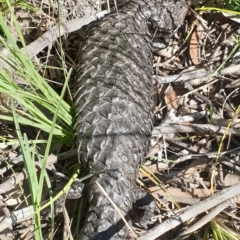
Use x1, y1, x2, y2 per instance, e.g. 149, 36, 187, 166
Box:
0, 11, 108, 69
154, 64, 240, 84
25, 11, 108, 57
179, 195, 240, 237
152, 123, 240, 136
138, 183, 240, 240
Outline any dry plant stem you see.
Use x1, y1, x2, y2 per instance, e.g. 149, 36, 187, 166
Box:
0, 199, 50, 232
94, 181, 138, 239
152, 123, 240, 136
184, 82, 212, 106
222, 161, 240, 173
168, 147, 240, 162
25, 11, 108, 57
154, 64, 240, 84
138, 183, 240, 240
0, 202, 35, 232
179, 195, 240, 237
0, 11, 108, 63
62, 207, 74, 240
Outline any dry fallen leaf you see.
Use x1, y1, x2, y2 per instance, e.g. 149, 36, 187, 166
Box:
224, 173, 240, 186
164, 91, 180, 111
189, 23, 203, 65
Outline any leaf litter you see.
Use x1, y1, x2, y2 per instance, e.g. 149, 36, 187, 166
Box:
0, 0, 240, 239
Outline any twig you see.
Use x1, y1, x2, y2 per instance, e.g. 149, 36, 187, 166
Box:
0, 202, 35, 232
153, 64, 240, 84
152, 123, 240, 136
62, 207, 74, 240
138, 183, 240, 240
178, 195, 240, 237
95, 181, 138, 239
25, 11, 108, 57
0, 11, 108, 69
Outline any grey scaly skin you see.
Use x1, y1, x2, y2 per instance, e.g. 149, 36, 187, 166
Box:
74, 0, 190, 239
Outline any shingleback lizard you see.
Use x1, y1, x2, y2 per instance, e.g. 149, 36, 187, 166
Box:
73, 0, 190, 239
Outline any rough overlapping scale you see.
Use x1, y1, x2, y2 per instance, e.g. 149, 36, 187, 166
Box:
74, 0, 189, 238
74, 2, 153, 238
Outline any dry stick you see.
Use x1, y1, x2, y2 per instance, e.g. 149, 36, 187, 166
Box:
138, 183, 240, 240
222, 161, 240, 173
62, 207, 74, 240
1, 9, 239, 85
152, 123, 240, 136
154, 63, 240, 84
95, 181, 138, 239
0, 202, 35, 232
0, 11, 108, 64
179, 194, 240, 237
25, 11, 108, 57
0, 198, 49, 233
1, 10, 239, 87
